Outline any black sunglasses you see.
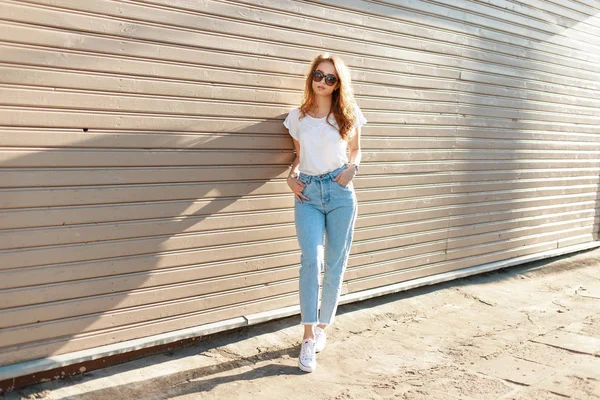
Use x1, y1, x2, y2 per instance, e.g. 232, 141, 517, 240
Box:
312, 70, 338, 86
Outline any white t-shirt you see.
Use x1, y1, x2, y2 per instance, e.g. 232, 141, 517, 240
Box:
283, 104, 367, 176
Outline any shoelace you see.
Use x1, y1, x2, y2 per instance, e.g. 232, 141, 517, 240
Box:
300, 340, 314, 362
315, 328, 326, 345
315, 329, 325, 341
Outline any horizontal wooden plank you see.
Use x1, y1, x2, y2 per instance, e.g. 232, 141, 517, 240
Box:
5, 105, 600, 135
0, 44, 454, 106
2, 165, 598, 189
361, 197, 597, 225
8, 0, 600, 86
0, 108, 459, 130
0, 87, 462, 117
0, 130, 293, 151
0, 107, 294, 132
0, 21, 461, 89
345, 228, 597, 291
459, 72, 600, 103
0, 166, 289, 188
2, 202, 597, 290
0, 222, 446, 272
558, 232, 596, 248
2, 146, 600, 170
429, 0, 600, 43
459, 93, 600, 117
459, 117, 600, 134
0, 251, 301, 305
444, 204, 599, 229
0, 223, 445, 302
1, 191, 593, 252
3, 130, 600, 155
445, 225, 597, 260
357, 182, 598, 206
0, 267, 300, 329
447, 216, 599, 249
5, 59, 600, 117
1, 175, 598, 210
19, 0, 600, 73
0, 162, 595, 189
229, 0, 600, 68
328, 0, 600, 57
5, 107, 600, 136
0, 291, 299, 365
0, 148, 294, 168
344, 241, 552, 293
1, 186, 594, 231
0, 196, 295, 229
495, 0, 600, 27
1, 203, 596, 288
536, 0, 600, 17
0, 64, 459, 105
3, 130, 600, 157
458, 81, 600, 110
6, 126, 598, 146
361, 205, 599, 236
452, 128, 600, 143
0, 236, 449, 307
456, 104, 600, 125
429, 0, 600, 46
0, 229, 299, 271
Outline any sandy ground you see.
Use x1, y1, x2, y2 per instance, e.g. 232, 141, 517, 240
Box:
5, 247, 600, 400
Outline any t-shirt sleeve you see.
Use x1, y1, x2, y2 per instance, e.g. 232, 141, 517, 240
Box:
354, 104, 367, 128
283, 108, 299, 140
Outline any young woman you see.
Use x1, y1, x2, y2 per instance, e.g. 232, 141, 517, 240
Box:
283, 53, 367, 373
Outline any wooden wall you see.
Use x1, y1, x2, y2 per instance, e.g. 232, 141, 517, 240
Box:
1, 0, 599, 366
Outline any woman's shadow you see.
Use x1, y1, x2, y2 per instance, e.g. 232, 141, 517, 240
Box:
0, 114, 301, 371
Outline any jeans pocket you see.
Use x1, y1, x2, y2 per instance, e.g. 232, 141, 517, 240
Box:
298, 174, 309, 185
335, 180, 352, 190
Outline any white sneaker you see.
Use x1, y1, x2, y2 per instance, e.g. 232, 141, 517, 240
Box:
298, 338, 317, 372
314, 326, 327, 353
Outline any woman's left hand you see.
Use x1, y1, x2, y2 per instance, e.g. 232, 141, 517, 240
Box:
333, 166, 356, 187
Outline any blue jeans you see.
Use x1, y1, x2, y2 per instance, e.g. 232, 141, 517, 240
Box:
294, 164, 358, 325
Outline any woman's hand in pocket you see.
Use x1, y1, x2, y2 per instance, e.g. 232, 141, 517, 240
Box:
333, 167, 356, 187
287, 175, 310, 203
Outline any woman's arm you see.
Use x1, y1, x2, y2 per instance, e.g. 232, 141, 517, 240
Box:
287, 138, 309, 203
334, 125, 362, 186
288, 138, 301, 178
347, 125, 362, 169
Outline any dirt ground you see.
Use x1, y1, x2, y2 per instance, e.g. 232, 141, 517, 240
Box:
5, 247, 600, 400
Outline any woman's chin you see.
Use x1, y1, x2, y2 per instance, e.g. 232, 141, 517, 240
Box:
314, 91, 332, 97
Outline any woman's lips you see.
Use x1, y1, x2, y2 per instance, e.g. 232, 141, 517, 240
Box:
317, 85, 326, 90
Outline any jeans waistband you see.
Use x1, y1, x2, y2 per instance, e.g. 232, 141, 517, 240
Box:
299, 164, 348, 184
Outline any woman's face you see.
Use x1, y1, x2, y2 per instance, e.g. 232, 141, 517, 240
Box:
311, 61, 339, 97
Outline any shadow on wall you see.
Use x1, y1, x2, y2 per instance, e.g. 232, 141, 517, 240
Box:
0, 113, 297, 368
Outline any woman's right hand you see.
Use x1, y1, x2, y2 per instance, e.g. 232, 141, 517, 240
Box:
287, 175, 310, 203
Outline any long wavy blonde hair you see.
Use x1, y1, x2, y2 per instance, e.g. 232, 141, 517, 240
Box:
299, 53, 357, 141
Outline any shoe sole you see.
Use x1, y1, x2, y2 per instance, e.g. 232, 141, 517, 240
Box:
298, 359, 316, 373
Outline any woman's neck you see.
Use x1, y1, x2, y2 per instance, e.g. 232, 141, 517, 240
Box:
311, 95, 332, 117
